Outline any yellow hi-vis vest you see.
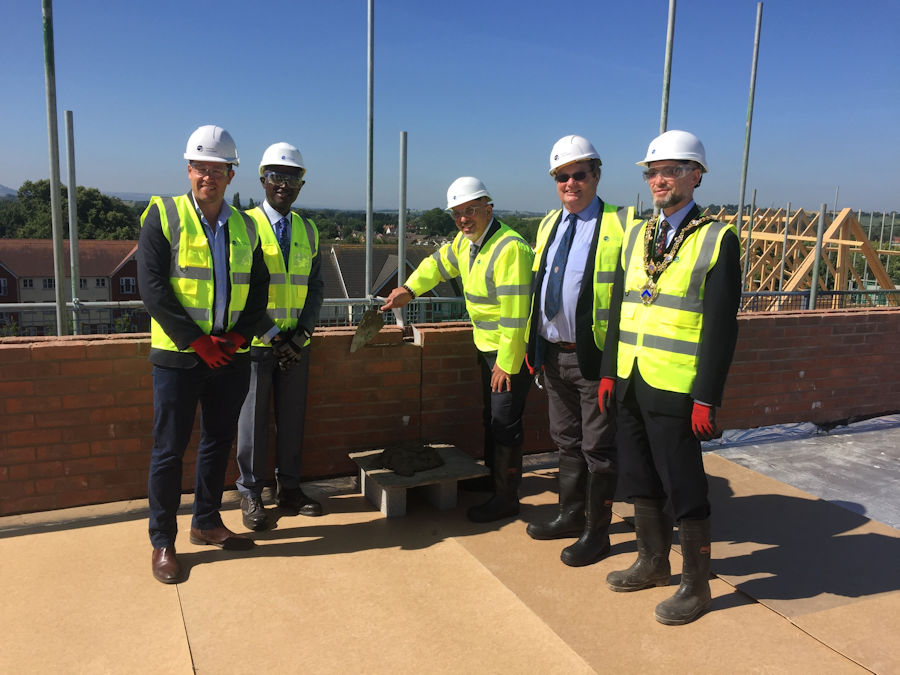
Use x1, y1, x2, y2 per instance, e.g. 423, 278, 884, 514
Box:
405, 221, 534, 373
616, 218, 736, 393
532, 202, 631, 350
141, 194, 257, 354
245, 207, 319, 348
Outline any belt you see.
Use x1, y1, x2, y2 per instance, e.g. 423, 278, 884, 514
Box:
550, 341, 577, 351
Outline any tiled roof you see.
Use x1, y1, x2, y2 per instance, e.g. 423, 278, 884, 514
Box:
0, 239, 138, 277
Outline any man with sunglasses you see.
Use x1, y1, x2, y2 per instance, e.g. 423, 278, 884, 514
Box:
600, 130, 741, 625
381, 177, 534, 522
235, 142, 325, 531
525, 135, 634, 568
138, 125, 269, 584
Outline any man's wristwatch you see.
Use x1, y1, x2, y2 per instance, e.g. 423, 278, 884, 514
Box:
402, 284, 416, 299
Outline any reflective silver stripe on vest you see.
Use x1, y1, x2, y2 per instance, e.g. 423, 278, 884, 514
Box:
595, 271, 615, 284
496, 283, 530, 296
431, 249, 454, 281
473, 320, 499, 330
622, 220, 644, 267
270, 308, 290, 319
291, 274, 309, 285
618, 330, 696, 356
185, 306, 210, 321
229, 309, 242, 325
622, 292, 702, 313
614, 206, 629, 230
164, 197, 212, 281
239, 211, 259, 249
232, 273, 251, 284
291, 307, 303, 319
269, 273, 287, 284
499, 317, 527, 328
466, 236, 519, 304
300, 216, 317, 255
594, 308, 610, 322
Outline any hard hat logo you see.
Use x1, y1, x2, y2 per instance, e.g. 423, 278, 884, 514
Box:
184, 125, 239, 165
259, 142, 305, 177
549, 135, 600, 175
446, 177, 491, 209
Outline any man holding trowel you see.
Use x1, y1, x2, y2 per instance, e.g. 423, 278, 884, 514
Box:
235, 142, 325, 530
381, 177, 534, 522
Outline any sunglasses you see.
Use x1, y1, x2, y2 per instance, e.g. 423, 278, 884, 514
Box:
554, 170, 590, 183
263, 172, 304, 188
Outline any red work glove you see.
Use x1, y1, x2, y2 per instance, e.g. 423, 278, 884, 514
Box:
220, 331, 246, 356
191, 335, 231, 369
691, 402, 717, 441
598, 377, 615, 416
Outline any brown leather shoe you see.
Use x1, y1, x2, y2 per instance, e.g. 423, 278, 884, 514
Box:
152, 546, 185, 584
189, 525, 255, 550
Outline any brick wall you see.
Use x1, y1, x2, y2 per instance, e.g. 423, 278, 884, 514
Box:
1, 308, 897, 516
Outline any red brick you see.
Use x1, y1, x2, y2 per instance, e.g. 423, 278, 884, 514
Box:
7, 429, 60, 448
37, 442, 92, 461
9, 461, 64, 480
0, 361, 60, 379
31, 342, 88, 361
59, 359, 113, 377
0, 412, 35, 430
61, 392, 115, 410
0, 494, 60, 516
34, 475, 90, 495
0, 380, 35, 397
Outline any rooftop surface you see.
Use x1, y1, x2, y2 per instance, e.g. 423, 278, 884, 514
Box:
1, 421, 897, 674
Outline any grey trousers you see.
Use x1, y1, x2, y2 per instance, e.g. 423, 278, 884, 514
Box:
236, 346, 310, 498
542, 342, 616, 474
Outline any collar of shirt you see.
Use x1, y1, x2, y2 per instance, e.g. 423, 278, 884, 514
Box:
659, 199, 696, 246
191, 193, 232, 230
471, 217, 496, 249
561, 195, 601, 226
263, 200, 292, 228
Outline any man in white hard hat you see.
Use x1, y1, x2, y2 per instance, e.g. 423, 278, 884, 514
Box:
525, 135, 635, 567
600, 130, 741, 625
381, 177, 534, 522
235, 142, 325, 530
137, 124, 270, 583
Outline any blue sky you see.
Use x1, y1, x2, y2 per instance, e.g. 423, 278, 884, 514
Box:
2, 1, 898, 214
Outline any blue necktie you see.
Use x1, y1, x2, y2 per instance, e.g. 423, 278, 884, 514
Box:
277, 216, 290, 267
544, 213, 577, 320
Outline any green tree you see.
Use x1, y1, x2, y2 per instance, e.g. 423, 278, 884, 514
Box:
232, 192, 242, 210
417, 208, 455, 237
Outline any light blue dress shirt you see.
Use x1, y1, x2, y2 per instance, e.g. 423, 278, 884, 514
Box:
538, 196, 602, 343
192, 194, 232, 334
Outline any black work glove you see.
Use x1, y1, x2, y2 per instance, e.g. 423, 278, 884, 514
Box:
271, 329, 309, 370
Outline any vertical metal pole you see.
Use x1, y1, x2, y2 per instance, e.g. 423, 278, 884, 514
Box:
365, 0, 374, 300
832, 185, 839, 219
42, 0, 67, 336
397, 131, 408, 324
809, 203, 826, 309
65, 110, 80, 335
742, 188, 756, 289
659, 0, 676, 134
778, 201, 790, 291
852, 209, 861, 289
736, 2, 763, 241
879, 212, 887, 276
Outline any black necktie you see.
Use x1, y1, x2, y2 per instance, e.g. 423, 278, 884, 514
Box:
655, 219, 670, 260
544, 213, 577, 320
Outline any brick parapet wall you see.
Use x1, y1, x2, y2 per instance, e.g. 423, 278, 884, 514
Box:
1, 308, 897, 516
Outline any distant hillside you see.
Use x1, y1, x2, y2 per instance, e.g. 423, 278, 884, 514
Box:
0, 184, 16, 199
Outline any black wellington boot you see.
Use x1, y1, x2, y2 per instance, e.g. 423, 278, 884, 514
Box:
467, 444, 522, 523
460, 429, 495, 492
654, 517, 712, 625
526, 454, 587, 540
560, 471, 616, 567
606, 497, 673, 591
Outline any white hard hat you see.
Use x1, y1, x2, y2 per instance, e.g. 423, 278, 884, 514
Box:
184, 125, 240, 165
637, 129, 708, 172
446, 176, 492, 209
549, 135, 601, 175
259, 142, 306, 178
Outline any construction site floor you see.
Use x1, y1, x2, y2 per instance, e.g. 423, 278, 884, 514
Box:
1, 427, 898, 674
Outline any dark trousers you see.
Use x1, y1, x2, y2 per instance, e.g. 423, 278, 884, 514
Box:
542, 342, 616, 473
236, 346, 310, 497
616, 380, 710, 521
148, 357, 251, 548
478, 351, 531, 448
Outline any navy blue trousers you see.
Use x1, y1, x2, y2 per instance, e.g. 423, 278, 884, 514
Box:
148, 357, 250, 548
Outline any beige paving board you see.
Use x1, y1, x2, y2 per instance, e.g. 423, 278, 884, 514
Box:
178, 494, 593, 674
452, 480, 864, 675
791, 592, 900, 674
0, 519, 192, 674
